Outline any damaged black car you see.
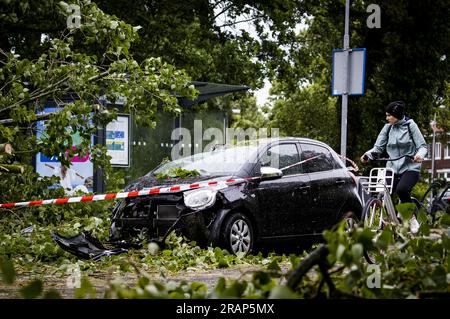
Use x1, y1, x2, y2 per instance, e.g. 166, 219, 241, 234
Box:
54, 137, 362, 259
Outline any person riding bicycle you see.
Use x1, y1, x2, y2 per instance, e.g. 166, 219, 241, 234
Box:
360, 101, 428, 232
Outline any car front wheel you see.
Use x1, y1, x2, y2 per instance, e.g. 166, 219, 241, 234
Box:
221, 213, 254, 255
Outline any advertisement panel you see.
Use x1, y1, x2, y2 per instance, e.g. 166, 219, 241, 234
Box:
35, 106, 94, 194
106, 114, 130, 167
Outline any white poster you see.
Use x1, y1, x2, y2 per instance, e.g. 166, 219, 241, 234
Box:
106, 115, 130, 166
36, 106, 94, 194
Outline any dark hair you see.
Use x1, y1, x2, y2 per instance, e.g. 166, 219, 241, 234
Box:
385, 101, 405, 119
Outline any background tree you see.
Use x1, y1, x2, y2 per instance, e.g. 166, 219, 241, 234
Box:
0, 0, 196, 202
93, 0, 306, 114
270, 82, 339, 147
268, 0, 450, 157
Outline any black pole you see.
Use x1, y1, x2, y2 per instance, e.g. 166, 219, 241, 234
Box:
93, 102, 106, 193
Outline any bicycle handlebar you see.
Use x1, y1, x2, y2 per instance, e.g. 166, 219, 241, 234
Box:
363, 153, 414, 162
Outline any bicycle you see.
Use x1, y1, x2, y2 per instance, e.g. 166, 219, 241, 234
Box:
358, 153, 415, 263
414, 180, 450, 222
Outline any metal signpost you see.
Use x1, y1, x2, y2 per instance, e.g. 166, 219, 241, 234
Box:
331, 0, 366, 158
341, 0, 350, 159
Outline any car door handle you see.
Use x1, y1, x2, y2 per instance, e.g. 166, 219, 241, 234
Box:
297, 185, 310, 192
336, 179, 345, 186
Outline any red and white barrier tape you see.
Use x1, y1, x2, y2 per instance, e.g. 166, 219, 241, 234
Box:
0, 178, 248, 208
0, 154, 333, 209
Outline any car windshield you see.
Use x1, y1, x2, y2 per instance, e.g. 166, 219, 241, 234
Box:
151, 145, 259, 177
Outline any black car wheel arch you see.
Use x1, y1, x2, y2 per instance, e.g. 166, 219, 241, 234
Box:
341, 211, 360, 232
339, 194, 364, 221
220, 212, 254, 255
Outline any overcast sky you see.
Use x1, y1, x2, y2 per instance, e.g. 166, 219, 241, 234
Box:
255, 79, 271, 105
214, 4, 308, 106
214, 5, 273, 106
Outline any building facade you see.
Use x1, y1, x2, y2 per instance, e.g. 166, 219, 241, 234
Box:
422, 133, 450, 181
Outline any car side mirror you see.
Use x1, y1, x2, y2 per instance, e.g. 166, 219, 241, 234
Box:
260, 166, 283, 181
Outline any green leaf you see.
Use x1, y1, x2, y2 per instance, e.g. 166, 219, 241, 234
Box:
336, 244, 345, 261
439, 213, 450, 227
351, 243, 364, 261
43, 289, 62, 299
356, 228, 375, 250
422, 276, 436, 288
396, 203, 415, 221
217, 257, 229, 268
345, 269, 363, 288
19, 279, 43, 299
419, 221, 430, 236
162, 249, 173, 257
442, 234, 450, 250
74, 276, 96, 299
252, 271, 273, 287
377, 229, 393, 250
137, 276, 150, 288
267, 258, 281, 272
190, 281, 207, 294
0, 257, 16, 285
289, 254, 301, 269
268, 285, 299, 299
214, 277, 226, 294
417, 210, 428, 225
221, 281, 247, 298
214, 247, 224, 259
431, 266, 447, 288
168, 291, 186, 299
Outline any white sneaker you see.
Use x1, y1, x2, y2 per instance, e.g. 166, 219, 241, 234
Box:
409, 216, 420, 234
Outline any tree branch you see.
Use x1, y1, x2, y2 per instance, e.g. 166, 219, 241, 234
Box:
0, 71, 111, 114
0, 164, 25, 174
211, 0, 228, 11
0, 112, 53, 125
213, 3, 234, 20
216, 15, 263, 28
286, 244, 329, 289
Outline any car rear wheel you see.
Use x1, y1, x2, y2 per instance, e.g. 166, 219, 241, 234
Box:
221, 213, 254, 255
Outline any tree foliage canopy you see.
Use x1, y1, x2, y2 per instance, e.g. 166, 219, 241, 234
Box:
0, 0, 197, 202
269, 0, 450, 155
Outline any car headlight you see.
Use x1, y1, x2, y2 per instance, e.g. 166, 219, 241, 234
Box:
183, 189, 217, 211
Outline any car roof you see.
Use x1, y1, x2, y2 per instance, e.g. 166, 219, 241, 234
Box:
240, 137, 333, 150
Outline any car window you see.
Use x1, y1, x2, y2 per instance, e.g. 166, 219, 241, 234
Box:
300, 143, 337, 173
151, 145, 259, 177
260, 143, 301, 176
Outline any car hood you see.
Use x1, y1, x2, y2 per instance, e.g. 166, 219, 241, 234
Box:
124, 174, 235, 192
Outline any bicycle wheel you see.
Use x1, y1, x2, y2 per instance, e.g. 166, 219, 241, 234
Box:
362, 198, 385, 231
362, 198, 385, 264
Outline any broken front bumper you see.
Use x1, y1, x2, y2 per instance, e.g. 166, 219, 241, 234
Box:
52, 209, 213, 260
51, 231, 139, 261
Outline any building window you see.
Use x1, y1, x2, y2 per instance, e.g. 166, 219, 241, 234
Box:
436, 169, 450, 181
433, 142, 442, 159
445, 144, 450, 159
